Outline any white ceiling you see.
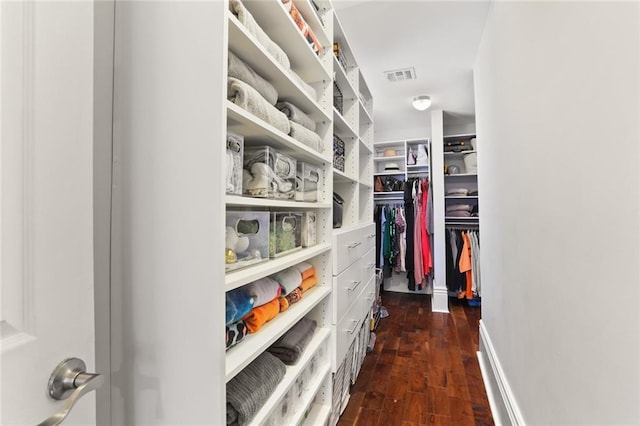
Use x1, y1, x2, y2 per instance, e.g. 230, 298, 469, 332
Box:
333, 0, 491, 140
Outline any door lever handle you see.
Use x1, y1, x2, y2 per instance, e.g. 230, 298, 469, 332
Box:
38, 358, 104, 426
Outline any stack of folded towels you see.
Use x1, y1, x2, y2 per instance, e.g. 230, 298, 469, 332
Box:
225, 262, 318, 350
446, 204, 473, 217
276, 101, 323, 153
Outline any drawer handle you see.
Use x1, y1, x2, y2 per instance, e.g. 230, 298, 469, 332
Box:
367, 291, 375, 302
367, 263, 375, 270
347, 242, 361, 249
347, 320, 359, 334
368, 233, 375, 238
347, 280, 361, 291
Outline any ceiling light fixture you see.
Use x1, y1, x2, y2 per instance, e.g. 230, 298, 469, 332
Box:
412, 95, 432, 111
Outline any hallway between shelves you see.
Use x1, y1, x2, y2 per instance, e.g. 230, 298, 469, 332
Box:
337, 292, 494, 426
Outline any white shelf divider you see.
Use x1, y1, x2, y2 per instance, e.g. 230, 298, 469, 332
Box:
226, 195, 332, 209
226, 288, 331, 382
333, 168, 358, 183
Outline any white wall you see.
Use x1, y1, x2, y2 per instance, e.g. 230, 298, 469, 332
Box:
374, 124, 430, 143
474, 2, 640, 424
111, 2, 226, 424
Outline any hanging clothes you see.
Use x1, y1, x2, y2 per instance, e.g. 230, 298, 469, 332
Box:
445, 228, 481, 300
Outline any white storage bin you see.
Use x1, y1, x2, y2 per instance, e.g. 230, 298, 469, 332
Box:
226, 132, 244, 195
225, 210, 270, 272
301, 211, 317, 248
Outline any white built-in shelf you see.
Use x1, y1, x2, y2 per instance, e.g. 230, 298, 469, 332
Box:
225, 243, 332, 291
246, 328, 331, 426
333, 168, 358, 183
302, 403, 332, 426
373, 140, 404, 148
444, 173, 478, 177
290, 365, 331, 426
226, 195, 332, 209
358, 98, 373, 125
444, 133, 476, 139
406, 164, 429, 168
227, 13, 330, 124
227, 102, 331, 166
333, 108, 358, 140
373, 155, 403, 162
241, 1, 331, 82
290, 0, 331, 49
358, 138, 372, 154
225, 287, 331, 382
359, 181, 373, 189
406, 170, 430, 175
444, 150, 477, 156
333, 56, 357, 100
445, 195, 479, 199
444, 216, 479, 221
374, 170, 405, 176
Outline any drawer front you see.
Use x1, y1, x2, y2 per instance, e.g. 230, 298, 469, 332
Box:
334, 299, 364, 367
333, 227, 365, 275
361, 273, 376, 320
361, 223, 376, 254
333, 258, 363, 324
361, 246, 376, 290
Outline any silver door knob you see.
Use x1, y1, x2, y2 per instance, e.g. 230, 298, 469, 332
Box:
38, 358, 104, 426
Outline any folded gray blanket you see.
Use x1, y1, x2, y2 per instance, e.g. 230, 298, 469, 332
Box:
243, 277, 282, 307
271, 268, 302, 295
446, 204, 471, 212
228, 77, 290, 135
276, 101, 316, 131
289, 120, 323, 153
227, 352, 286, 426
446, 210, 472, 217
229, 51, 278, 105
289, 69, 317, 101
268, 317, 317, 365
229, 0, 290, 70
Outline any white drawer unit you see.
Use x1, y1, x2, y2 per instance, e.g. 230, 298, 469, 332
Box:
332, 297, 364, 369
333, 258, 363, 324
332, 224, 369, 275
361, 246, 376, 292
361, 273, 376, 320
362, 223, 376, 254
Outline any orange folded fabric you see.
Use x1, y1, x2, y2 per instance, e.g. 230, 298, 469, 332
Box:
279, 296, 289, 313
300, 266, 315, 281
242, 298, 280, 333
299, 275, 317, 293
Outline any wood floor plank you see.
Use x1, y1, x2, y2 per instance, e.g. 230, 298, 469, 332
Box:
338, 292, 494, 426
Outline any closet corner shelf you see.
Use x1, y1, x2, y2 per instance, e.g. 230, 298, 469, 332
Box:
444, 150, 477, 156
444, 133, 476, 139
333, 168, 358, 183
226, 102, 331, 165
333, 108, 358, 140
444, 195, 478, 199
225, 243, 331, 291
406, 164, 429, 169
358, 100, 373, 124
373, 155, 403, 162
333, 56, 357, 100
225, 287, 331, 383
444, 217, 479, 221
373, 140, 404, 148
226, 195, 332, 209
358, 138, 373, 154
373, 171, 405, 176
444, 173, 478, 177
241, 0, 330, 82
245, 328, 331, 426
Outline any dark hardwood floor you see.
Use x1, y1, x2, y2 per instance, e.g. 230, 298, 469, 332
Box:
336, 292, 494, 426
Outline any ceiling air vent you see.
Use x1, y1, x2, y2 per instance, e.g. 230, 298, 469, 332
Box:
384, 67, 416, 83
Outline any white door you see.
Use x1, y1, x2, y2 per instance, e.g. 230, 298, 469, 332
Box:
1, 1, 99, 425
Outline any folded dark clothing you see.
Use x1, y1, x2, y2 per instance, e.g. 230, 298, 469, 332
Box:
267, 317, 317, 365
226, 320, 249, 350
226, 352, 286, 425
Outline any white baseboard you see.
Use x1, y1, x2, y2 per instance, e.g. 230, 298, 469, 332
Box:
478, 320, 525, 426
431, 287, 449, 313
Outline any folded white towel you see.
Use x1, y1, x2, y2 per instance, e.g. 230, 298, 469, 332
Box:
228, 77, 290, 135
228, 51, 278, 105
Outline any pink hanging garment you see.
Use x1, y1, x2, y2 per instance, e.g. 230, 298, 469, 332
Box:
420, 180, 433, 275
413, 182, 424, 287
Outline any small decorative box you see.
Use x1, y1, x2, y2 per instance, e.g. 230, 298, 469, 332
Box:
333, 135, 345, 172
269, 212, 302, 258
225, 210, 269, 272
301, 211, 317, 247
243, 145, 297, 200
295, 162, 321, 202
226, 132, 244, 195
